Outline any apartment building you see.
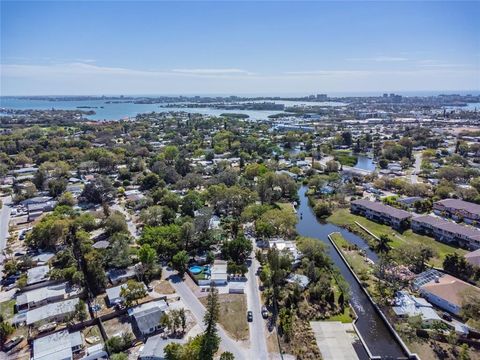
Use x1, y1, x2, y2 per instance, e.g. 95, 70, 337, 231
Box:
350, 199, 412, 230
412, 215, 480, 250
433, 199, 480, 226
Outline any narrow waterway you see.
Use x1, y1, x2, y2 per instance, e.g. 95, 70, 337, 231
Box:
296, 186, 406, 359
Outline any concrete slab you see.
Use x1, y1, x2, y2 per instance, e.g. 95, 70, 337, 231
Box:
310, 321, 360, 360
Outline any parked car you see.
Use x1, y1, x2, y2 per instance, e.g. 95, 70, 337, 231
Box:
4, 336, 24, 351
247, 310, 253, 322
261, 306, 269, 319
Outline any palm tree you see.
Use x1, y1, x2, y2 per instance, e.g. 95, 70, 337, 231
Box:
377, 234, 392, 253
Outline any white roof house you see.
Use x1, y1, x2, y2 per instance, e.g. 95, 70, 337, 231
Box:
27, 265, 50, 285
33, 330, 83, 360
13, 297, 80, 326
16, 282, 68, 311
392, 291, 441, 323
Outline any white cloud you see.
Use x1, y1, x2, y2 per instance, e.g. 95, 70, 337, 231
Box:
1, 62, 478, 95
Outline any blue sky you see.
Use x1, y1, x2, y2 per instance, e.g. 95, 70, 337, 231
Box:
1, 1, 479, 95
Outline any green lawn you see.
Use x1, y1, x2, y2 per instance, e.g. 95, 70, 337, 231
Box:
0, 299, 16, 320
326, 307, 354, 323
328, 209, 467, 267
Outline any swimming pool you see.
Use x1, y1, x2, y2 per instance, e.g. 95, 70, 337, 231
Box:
189, 265, 203, 275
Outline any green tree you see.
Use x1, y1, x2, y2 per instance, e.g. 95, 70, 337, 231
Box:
377, 234, 392, 253
120, 280, 147, 307
220, 352, 235, 360
172, 250, 189, 277
222, 233, 252, 264
84, 250, 107, 295
104, 211, 128, 236
0, 316, 14, 349
106, 233, 132, 268
74, 300, 88, 322
200, 286, 220, 360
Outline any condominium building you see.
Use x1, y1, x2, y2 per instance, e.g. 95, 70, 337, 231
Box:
411, 215, 480, 250
433, 199, 480, 226
350, 199, 412, 230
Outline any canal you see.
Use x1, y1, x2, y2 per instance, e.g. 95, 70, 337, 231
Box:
296, 186, 406, 359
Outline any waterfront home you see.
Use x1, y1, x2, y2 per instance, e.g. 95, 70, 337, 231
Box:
411, 215, 480, 250
413, 269, 480, 315
465, 248, 480, 267
433, 199, 480, 226
32, 330, 83, 360
286, 274, 310, 289
392, 291, 442, 325
12, 297, 81, 326
350, 199, 411, 230
16, 282, 69, 312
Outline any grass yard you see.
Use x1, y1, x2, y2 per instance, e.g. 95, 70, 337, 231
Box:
326, 307, 354, 323
0, 299, 16, 320
328, 209, 467, 267
330, 232, 373, 276
200, 293, 249, 341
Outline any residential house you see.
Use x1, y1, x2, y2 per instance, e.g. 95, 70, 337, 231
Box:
16, 282, 68, 312
351, 199, 411, 230
139, 334, 184, 360
27, 265, 50, 286
13, 297, 81, 326
210, 261, 228, 285
32, 330, 83, 360
433, 199, 480, 226
411, 215, 480, 250
128, 300, 168, 338
413, 269, 480, 315
106, 282, 146, 306
392, 291, 442, 325
107, 266, 138, 285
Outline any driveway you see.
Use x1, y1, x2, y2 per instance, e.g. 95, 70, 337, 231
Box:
165, 268, 250, 360
245, 243, 269, 359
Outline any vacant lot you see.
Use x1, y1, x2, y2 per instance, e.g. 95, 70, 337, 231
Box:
200, 293, 249, 341
103, 314, 133, 338
0, 299, 15, 320
328, 209, 467, 267
152, 279, 175, 295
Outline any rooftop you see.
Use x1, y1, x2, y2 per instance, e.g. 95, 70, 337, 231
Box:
413, 215, 480, 241
435, 198, 480, 216
352, 199, 411, 220
33, 330, 83, 360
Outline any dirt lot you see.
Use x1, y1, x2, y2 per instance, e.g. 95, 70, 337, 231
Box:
103, 314, 133, 338
200, 293, 249, 341
152, 279, 175, 295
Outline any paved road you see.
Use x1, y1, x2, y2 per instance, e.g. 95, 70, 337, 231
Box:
165, 268, 250, 360
111, 201, 138, 239
411, 152, 422, 184
245, 241, 269, 360
0, 196, 12, 276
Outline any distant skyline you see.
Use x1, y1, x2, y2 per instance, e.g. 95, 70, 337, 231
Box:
1, 1, 479, 95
